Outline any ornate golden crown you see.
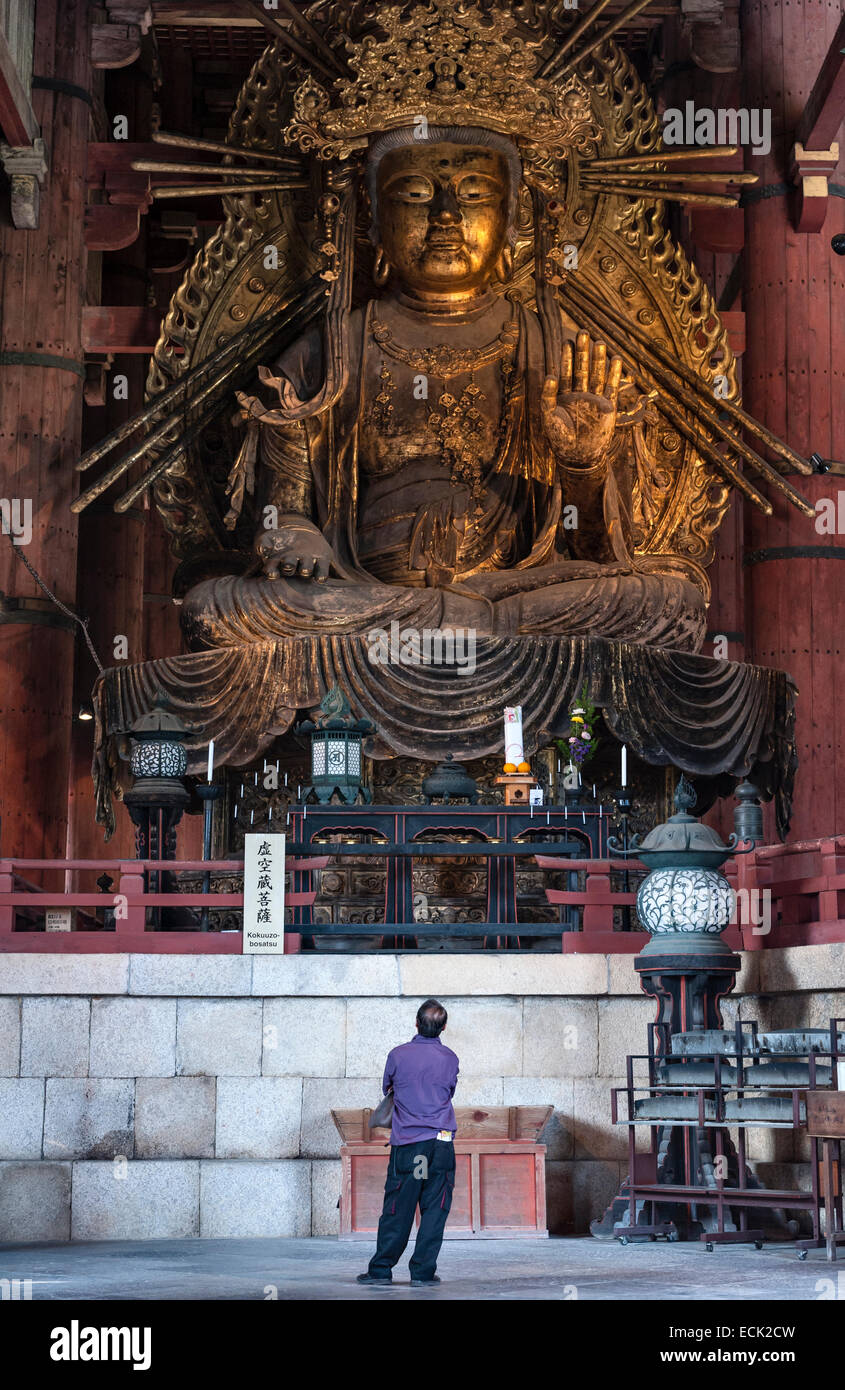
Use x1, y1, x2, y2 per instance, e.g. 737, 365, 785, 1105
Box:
284, 0, 596, 160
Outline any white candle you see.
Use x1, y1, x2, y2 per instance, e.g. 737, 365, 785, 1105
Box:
233, 805, 238, 819
284, 771, 288, 786
621, 745, 628, 787
269, 806, 272, 822
504, 706, 524, 765
546, 811, 550, 825
592, 783, 596, 799
250, 809, 254, 825
207, 740, 214, 782
582, 811, 586, 824
297, 784, 301, 800
240, 783, 244, 797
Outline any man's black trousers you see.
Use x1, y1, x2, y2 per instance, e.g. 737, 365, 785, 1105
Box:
368, 1138, 456, 1281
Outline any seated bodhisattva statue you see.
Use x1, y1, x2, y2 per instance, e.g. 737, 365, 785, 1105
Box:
119, 2, 809, 658
72, 2, 813, 838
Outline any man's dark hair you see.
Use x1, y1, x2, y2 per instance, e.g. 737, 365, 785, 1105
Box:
416, 998, 448, 1038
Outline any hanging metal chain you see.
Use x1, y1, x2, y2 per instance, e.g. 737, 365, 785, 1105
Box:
4, 532, 104, 675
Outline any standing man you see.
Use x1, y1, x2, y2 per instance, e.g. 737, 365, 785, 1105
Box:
357, 999, 459, 1287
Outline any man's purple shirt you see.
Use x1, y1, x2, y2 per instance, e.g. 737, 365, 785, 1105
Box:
383, 1035, 460, 1145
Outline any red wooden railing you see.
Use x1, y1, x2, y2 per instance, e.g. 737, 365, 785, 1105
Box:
537, 854, 651, 955
732, 836, 845, 950
0, 837, 843, 953
538, 839, 845, 954
0, 859, 323, 954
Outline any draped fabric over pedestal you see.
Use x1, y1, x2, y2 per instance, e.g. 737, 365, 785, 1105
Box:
92, 635, 796, 841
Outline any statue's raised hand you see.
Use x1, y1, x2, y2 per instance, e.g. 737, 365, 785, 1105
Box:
257, 515, 337, 581
541, 331, 623, 469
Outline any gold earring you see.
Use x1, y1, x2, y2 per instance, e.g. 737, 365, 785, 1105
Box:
373, 246, 391, 287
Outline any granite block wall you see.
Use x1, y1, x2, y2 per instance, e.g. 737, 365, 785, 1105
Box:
0, 946, 838, 1241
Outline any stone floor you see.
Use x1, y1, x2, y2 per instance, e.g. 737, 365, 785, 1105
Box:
0, 1236, 837, 1300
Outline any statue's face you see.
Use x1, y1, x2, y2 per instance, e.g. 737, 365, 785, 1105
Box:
376, 142, 511, 296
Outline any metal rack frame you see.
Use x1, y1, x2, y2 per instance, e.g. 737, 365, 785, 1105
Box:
610, 1017, 845, 1255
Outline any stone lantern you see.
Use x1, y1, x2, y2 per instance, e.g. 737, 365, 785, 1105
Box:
296, 684, 374, 805
625, 775, 754, 960
123, 692, 191, 862
591, 775, 762, 1239
605, 769, 761, 1054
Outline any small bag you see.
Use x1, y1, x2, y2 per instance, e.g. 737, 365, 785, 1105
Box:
369, 1090, 394, 1130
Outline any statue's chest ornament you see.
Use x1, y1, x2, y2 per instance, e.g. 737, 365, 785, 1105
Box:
366, 315, 520, 507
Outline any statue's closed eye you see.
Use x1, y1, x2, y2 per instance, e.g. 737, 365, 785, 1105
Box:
387, 175, 436, 203
454, 175, 501, 203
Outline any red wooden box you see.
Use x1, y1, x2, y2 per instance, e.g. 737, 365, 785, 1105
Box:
332, 1106, 552, 1240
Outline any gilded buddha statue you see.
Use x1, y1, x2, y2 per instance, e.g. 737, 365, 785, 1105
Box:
180, 120, 706, 652
77, 1, 810, 838
76, 1, 813, 661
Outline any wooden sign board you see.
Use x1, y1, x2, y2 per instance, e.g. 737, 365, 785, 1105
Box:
45, 909, 74, 932
806, 1090, 845, 1139
242, 833, 286, 954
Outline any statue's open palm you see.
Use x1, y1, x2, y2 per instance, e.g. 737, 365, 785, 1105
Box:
541, 331, 623, 468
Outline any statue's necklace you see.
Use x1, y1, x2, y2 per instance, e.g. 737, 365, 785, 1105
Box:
370, 315, 518, 378
368, 313, 520, 506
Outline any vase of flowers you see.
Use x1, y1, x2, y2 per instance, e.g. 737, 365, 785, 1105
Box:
556, 686, 599, 800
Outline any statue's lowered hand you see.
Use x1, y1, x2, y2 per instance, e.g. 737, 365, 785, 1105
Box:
257, 516, 338, 581
541, 330, 623, 469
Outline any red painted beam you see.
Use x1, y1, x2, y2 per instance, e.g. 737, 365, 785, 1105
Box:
534, 855, 648, 872
0, 932, 246, 953
0, 892, 316, 907
0, 26, 38, 146
546, 890, 638, 905
2, 857, 329, 871
796, 13, 845, 150
82, 305, 164, 354
563, 932, 648, 954
720, 310, 746, 357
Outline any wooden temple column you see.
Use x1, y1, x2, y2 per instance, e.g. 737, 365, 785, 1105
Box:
67, 61, 153, 863
0, 0, 92, 862
741, 0, 845, 842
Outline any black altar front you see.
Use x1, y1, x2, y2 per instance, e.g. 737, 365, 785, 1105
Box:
285, 802, 609, 945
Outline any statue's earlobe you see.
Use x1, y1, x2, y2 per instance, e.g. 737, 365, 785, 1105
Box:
373, 245, 391, 287
496, 244, 514, 282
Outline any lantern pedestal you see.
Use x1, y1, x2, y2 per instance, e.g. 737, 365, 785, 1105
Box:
589, 942, 751, 1242
123, 692, 193, 930
124, 779, 191, 862
591, 776, 763, 1241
